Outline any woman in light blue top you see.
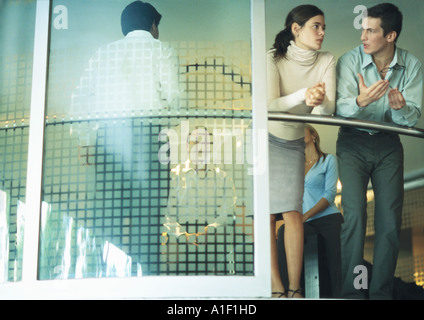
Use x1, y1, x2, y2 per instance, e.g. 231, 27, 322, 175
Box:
278, 124, 343, 298
302, 124, 340, 222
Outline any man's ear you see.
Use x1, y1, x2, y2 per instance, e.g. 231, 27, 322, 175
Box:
386, 30, 397, 43
150, 21, 159, 39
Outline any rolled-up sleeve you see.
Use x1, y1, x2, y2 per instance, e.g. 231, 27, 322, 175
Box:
391, 59, 423, 127
335, 53, 363, 119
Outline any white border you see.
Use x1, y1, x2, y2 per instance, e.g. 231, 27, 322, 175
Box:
0, 0, 271, 299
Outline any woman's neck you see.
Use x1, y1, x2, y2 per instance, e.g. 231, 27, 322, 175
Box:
286, 40, 317, 66
305, 143, 319, 161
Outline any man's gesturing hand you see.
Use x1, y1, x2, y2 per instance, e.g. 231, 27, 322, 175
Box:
388, 88, 406, 110
356, 73, 389, 108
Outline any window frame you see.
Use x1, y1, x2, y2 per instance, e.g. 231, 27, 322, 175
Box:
0, 0, 272, 299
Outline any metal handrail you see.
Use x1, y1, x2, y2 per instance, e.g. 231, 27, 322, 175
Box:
268, 112, 424, 139
268, 112, 424, 192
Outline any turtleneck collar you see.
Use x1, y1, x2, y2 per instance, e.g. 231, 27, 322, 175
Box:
286, 40, 317, 66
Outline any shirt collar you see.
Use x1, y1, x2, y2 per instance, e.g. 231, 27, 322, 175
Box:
360, 45, 373, 69
392, 46, 406, 68
125, 30, 154, 39
360, 45, 405, 70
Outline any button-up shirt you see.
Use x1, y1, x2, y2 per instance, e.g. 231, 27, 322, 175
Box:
336, 45, 423, 132
71, 30, 181, 117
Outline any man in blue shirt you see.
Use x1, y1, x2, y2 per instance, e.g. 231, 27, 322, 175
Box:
336, 3, 423, 299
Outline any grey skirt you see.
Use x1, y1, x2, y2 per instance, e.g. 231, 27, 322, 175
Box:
269, 133, 305, 215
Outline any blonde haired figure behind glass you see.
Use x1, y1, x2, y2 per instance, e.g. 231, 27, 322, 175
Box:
278, 124, 343, 298
267, 5, 335, 298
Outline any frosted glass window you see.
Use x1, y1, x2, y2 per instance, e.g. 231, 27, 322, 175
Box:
39, 0, 254, 280
0, 0, 36, 282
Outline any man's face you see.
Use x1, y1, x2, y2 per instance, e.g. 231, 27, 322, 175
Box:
360, 17, 392, 55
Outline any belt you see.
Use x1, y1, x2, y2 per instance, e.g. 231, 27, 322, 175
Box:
340, 126, 396, 136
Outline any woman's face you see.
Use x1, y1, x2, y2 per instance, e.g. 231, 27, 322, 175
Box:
292, 15, 326, 51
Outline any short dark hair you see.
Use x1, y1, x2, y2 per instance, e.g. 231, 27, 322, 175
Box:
367, 3, 402, 42
121, 1, 162, 36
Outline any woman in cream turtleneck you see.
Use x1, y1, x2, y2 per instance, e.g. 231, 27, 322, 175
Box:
267, 5, 335, 298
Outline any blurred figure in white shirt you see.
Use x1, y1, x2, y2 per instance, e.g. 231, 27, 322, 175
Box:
71, 1, 181, 167
71, 0, 181, 119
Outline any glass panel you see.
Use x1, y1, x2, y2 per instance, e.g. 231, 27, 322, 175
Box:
39, 0, 254, 280
0, 0, 36, 282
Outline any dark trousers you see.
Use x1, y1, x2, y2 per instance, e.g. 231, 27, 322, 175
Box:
336, 128, 404, 299
277, 213, 343, 298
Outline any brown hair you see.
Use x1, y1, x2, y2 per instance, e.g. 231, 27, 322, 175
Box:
272, 5, 324, 60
